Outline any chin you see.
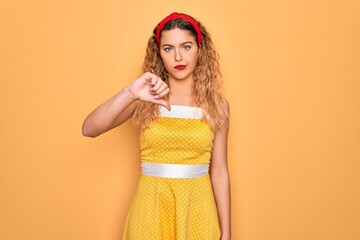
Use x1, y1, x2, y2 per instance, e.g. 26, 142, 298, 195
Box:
169, 72, 193, 81
172, 76, 191, 81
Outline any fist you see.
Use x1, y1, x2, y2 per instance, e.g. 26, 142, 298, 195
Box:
128, 72, 171, 110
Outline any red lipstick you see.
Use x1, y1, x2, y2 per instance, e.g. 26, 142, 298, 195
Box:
174, 65, 186, 70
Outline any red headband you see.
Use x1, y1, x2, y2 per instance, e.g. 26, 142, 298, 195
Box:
155, 12, 203, 46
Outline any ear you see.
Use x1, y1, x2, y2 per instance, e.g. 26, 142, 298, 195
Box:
197, 44, 201, 56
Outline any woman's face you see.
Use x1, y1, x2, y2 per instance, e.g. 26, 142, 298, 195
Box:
159, 28, 200, 82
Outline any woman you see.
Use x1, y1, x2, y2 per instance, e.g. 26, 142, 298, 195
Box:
82, 12, 231, 240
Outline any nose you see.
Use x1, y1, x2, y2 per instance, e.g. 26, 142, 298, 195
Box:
174, 48, 182, 62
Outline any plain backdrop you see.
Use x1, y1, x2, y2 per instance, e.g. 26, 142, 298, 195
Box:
0, 0, 359, 239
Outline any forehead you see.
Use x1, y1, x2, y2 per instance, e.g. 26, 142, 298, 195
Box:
160, 28, 196, 45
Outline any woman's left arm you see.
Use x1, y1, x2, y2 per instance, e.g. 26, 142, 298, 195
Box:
210, 104, 231, 240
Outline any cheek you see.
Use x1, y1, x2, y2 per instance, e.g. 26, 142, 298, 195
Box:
160, 58, 172, 73
160, 53, 171, 66
189, 53, 199, 66
162, 59, 171, 70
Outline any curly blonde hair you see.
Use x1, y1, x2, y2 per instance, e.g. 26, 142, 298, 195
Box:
133, 14, 229, 132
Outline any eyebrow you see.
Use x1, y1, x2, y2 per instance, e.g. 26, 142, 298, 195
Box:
161, 41, 194, 47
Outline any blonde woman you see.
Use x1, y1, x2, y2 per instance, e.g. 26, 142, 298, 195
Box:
82, 12, 231, 240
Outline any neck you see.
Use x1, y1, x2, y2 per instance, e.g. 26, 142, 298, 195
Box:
167, 77, 196, 106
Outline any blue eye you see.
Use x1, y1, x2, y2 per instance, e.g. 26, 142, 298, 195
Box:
164, 47, 172, 52
183, 45, 191, 50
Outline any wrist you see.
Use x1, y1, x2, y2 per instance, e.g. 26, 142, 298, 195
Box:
221, 235, 231, 240
221, 230, 231, 240
124, 86, 137, 101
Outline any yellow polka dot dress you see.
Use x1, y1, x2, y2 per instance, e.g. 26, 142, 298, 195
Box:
122, 105, 220, 240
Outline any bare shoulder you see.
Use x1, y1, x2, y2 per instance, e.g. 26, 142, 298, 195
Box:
224, 98, 230, 113
222, 98, 230, 130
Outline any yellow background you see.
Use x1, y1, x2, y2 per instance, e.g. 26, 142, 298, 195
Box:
1, 0, 359, 239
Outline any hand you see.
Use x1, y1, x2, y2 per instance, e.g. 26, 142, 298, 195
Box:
127, 72, 171, 110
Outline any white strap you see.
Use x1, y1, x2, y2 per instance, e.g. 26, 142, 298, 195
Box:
141, 162, 209, 178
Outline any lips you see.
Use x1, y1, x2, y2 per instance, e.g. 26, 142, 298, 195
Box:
174, 65, 186, 70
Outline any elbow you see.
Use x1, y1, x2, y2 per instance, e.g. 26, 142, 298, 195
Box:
82, 129, 97, 138
82, 121, 99, 138
210, 165, 230, 180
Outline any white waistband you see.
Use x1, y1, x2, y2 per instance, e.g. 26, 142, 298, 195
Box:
141, 162, 209, 178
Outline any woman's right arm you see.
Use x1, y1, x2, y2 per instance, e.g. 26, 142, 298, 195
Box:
82, 86, 137, 138
82, 72, 170, 138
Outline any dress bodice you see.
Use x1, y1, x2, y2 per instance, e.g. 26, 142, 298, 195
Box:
139, 105, 214, 164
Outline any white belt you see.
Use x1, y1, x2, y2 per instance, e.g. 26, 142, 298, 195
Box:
141, 162, 209, 178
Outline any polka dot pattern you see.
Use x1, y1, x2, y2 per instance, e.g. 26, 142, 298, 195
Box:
122, 106, 220, 239
140, 117, 214, 165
